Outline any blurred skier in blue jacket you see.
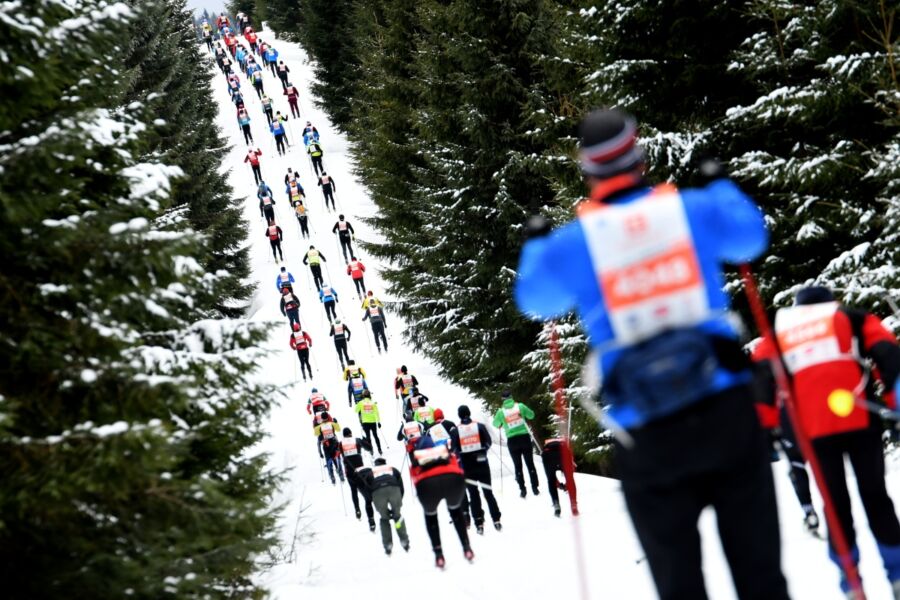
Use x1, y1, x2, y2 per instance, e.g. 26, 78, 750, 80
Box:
514, 109, 789, 600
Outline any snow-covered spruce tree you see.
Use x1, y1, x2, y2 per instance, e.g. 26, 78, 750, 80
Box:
260, 0, 305, 43
0, 2, 278, 597
388, 0, 586, 432
717, 0, 900, 318
123, 0, 253, 316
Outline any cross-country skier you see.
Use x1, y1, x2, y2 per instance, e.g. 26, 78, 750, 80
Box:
284, 167, 303, 186
347, 368, 369, 407
361, 457, 410, 555
263, 45, 278, 75
404, 386, 429, 416
413, 396, 436, 426
249, 65, 264, 97
245, 27, 258, 52
408, 430, 474, 567
275, 266, 295, 292
318, 171, 336, 211
279, 287, 300, 327
514, 108, 789, 600
265, 219, 284, 262
398, 410, 424, 444
257, 181, 275, 221
284, 83, 300, 119
755, 285, 900, 598
319, 282, 339, 322
451, 404, 502, 533
230, 87, 244, 109
302, 121, 319, 145
307, 388, 329, 415
237, 106, 253, 144
361, 292, 384, 310
303, 245, 326, 290
315, 412, 345, 485
541, 438, 567, 518
245, 147, 262, 184
285, 178, 304, 203
343, 359, 366, 386
332, 214, 355, 261
202, 28, 212, 51
293, 200, 310, 238
340, 427, 376, 529
260, 94, 274, 124
354, 389, 382, 454
395, 365, 418, 401
307, 139, 324, 176
276, 60, 290, 89
361, 301, 388, 354
270, 115, 288, 156
492, 390, 539, 498
289, 324, 313, 381
329, 319, 352, 368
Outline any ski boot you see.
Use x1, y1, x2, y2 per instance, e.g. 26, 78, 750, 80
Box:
369, 519, 376, 532
493, 521, 502, 532
384, 545, 392, 556
476, 523, 484, 535
532, 484, 540, 496
463, 547, 474, 563
803, 507, 820, 536
401, 541, 410, 552
519, 488, 527, 499
355, 508, 361, 520
553, 503, 561, 518
434, 548, 445, 570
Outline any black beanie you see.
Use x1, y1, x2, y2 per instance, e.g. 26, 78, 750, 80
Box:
458, 404, 471, 419
374, 457, 387, 466
342, 427, 351, 437
795, 286, 835, 306
579, 109, 643, 178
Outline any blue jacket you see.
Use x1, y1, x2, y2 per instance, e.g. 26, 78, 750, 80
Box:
257, 184, 273, 200
247, 63, 261, 77
275, 272, 295, 291
270, 121, 285, 136
319, 287, 338, 303
235, 48, 245, 64
237, 113, 250, 126
285, 182, 305, 197
303, 130, 320, 145
265, 48, 278, 63
514, 179, 768, 428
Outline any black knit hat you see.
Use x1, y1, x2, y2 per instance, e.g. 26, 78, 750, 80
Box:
374, 457, 387, 466
457, 404, 471, 419
795, 286, 835, 306
578, 109, 643, 178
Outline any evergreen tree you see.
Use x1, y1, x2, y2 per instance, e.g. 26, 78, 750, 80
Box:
0, 1, 277, 596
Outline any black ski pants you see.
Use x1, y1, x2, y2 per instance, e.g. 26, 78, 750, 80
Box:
347, 470, 374, 522
253, 80, 263, 98
296, 348, 312, 379
262, 204, 274, 222
264, 107, 273, 124
339, 234, 353, 261
507, 433, 539, 492
298, 215, 309, 237
311, 155, 323, 176
352, 277, 366, 296
284, 308, 299, 327
270, 239, 283, 261
371, 321, 387, 351
542, 445, 564, 507
616, 386, 790, 600
275, 134, 286, 155
416, 473, 469, 553
250, 164, 261, 184
310, 264, 323, 290
241, 124, 253, 144
288, 99, 299, 118
334, 339, 350, 366
462, 458, 501, 525
779, 410, 813, 508
322, 186, 335, 210
362, 422, 382, 454
813, 428, 900, 556
323, 299, 337, 321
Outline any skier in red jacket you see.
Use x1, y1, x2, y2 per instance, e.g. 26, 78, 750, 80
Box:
346, 257, 366, 298
289, 323, 313, 381
244, 147, 262, 184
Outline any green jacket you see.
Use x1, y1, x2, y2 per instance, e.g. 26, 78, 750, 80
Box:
492, 398, 534, 438
355, 398, 380, 424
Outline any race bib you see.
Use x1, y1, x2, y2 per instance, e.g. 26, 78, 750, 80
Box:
503, 406, 524, 429
457, 423, 482, 453
320, 423, 335, 439
414, 444, 449, 466
352, 378, 364, 392
402, 421, 421, 439
429, 423, 449, 443
340, 439, 358, 456
776, 303, 848, 374
373, 465, 393, 479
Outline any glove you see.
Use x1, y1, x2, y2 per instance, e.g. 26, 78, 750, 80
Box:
352, 235, 356, 241
378, 423, 382, 429
524, 215, 551, 240
697, 157, 727, 184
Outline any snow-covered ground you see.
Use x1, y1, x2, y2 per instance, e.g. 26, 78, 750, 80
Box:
209, 30, 900, 600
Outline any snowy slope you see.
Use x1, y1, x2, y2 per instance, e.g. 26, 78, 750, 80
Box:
209, 30, 900, 600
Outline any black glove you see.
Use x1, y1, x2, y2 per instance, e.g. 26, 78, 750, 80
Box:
377, 423, 382, 429
524, 215, 551, 240
697, 157, 727, 184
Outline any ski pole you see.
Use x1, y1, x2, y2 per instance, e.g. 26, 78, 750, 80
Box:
739, 264, 865, 599
498, 427, 504, 496
364, 322, 375, 356
338, 468, 348, 516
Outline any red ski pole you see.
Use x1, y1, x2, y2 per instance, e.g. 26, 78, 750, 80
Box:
548, 321, 589, 600
739, 265, 865, 598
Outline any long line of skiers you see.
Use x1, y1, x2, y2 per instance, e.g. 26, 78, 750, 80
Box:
202, 14, 900, 599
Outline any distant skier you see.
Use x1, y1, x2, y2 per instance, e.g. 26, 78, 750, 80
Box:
289, 324, 313, 381
408, 430, 473, 567
279, 287, 300, 327
265, 219, 284, 262
346, 364, 369, 407
249, 66, 264, 97
404, 386, 430, 416
307, 388, 329, 415
284, 167, 303, 186
492, 390, 539, 498
413, 396, 435, 426
257, 181, 275, 221
398, 410, 425, 444
361, 291, 384, 310
318, 172, 336, 211
294, 200, 310, 238
245, 147, 262, 184
332, 214, 355, 261
329, 319, 352, 368
275, 266, 295, 292
284, 83, 300, 119
270, 115, 288, 156
354, 390, 383, 454
260, 94, 274, 124
346, 257, 366, 298
541, 438, 566, 518
302, 122, 319, 145
245, 27, 258, 53
362, 301, 388, 353
361, 457, 410, 555
395, 365, 418, 401
340, 427, 376, 529
276, 60, 290, 89
307, 139, 324, 176
202, 28, 212, 51
319, 283, 339, 322
303, 245, 326, 290
237, 106, 253, 144
230, 88, 244, 110
264, 45, 278, 75
451, 405, 502, 533
315, 412, 344, 485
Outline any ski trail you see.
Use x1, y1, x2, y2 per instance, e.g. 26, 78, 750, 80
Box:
208, 29, 896, 600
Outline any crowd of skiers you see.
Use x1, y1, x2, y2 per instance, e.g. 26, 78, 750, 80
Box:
204, 15, 900, 598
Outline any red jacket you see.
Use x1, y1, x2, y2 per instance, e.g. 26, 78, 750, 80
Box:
347, 260, 365, 280
753, 303, 899, 439
289, 330, 312, 351
244, 149, 261, 166
407, 439, 464, 485
225, 34, 237, 48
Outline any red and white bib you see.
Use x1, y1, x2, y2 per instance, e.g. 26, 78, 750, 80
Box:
503, 406, 524, 428
457, 422, 482, 453
340, 438, 358, 456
